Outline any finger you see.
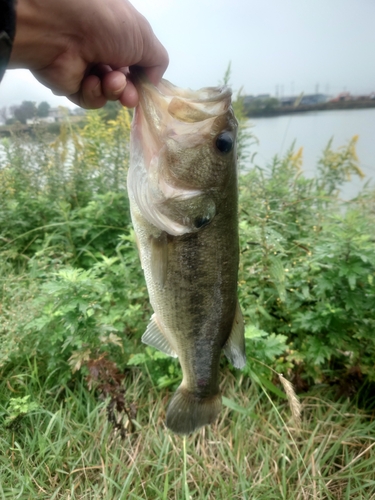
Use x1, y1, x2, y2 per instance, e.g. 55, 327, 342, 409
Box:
130, 12, 169, 84
118, 79, 139, 108
143, 63, 168, 86
139, 44, 169, 85
101, 71, 127, 101
100, 66, 139, 107
68, 74, 107, 109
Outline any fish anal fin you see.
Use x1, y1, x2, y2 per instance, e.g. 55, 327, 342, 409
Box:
223, 300, 246, 369
150, 232, 168, 287
142, 314, 178, 358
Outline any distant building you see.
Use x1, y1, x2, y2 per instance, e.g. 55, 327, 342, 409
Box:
279, 96, 297, 106
330, 92, 352, 102
279, 94, 328, 107
26, 116, 56, 125
243, 94, 271, 104
71, 107, 86, 116
300, 94, 328, 106
26, 107, 70, 125
48, 107, 69, 120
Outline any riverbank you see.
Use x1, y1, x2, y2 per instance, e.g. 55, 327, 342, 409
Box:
0, 116, 85, 137
245, 98, 375, 118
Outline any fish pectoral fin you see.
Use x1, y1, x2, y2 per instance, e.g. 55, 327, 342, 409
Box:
223, 300, 246, 369
142, 314, 178, 358
150, 232, 168, 288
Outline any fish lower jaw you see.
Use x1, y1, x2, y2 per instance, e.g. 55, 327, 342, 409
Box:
165, 387, 222, 435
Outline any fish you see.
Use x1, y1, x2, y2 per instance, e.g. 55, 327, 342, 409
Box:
127, 70, 246, 435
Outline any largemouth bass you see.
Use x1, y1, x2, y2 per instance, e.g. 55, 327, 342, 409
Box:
127, 71, 246, 435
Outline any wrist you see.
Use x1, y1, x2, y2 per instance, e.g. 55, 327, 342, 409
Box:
0, 0, 16, 79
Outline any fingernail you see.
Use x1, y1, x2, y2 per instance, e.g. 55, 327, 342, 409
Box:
93, 82, 102, 98
113, 77, 127, 97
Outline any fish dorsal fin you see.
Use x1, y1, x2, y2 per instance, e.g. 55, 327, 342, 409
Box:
150, 232, 168, 288
142, 314, 178, 358
223, 301, 246, 369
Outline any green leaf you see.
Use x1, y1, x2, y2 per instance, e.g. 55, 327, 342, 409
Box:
347, 274, 356, 290
256, 305, 273, 320
262, 333, 288, 359
252, 373, 287, 399
245, 325, 269, 339
127, 353, 147, 366
269, 256, 285, 283
305, 337, 333, 365
222, 396, 259, 418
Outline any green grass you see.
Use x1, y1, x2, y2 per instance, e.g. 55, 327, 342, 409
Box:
1, 367, 375, 499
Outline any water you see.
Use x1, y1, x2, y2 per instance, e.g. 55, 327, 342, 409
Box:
247, 108, 375, 199
1, 108, 374, 199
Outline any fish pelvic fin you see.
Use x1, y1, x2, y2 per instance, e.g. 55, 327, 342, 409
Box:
142, 314, 178, 358
223, 300, 247, 369
166, 387, 222, 435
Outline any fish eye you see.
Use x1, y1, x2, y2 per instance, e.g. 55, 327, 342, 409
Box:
215, 132, 233, 154
194, 215, 211, 229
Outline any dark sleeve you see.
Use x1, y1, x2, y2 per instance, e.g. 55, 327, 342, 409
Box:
0, 0, 16, 82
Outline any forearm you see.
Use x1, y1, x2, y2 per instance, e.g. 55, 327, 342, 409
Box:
2, 0, 168, 108
9, 0, 84, 70
0, 0, 16, 80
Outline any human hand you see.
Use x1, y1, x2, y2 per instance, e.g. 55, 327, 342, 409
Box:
9, 0, 168, 108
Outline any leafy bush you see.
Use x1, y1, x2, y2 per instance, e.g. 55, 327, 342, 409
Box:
239, 139, 375, 385
0, 110, 149, 380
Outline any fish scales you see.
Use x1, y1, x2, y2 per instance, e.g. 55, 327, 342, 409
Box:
128, 70, 246, 435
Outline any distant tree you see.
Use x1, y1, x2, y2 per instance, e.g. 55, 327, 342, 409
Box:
37, 101, 51, 118
100, 100, 122, 121
263, 97, 280, 113
0, 106, 7, 124
9, 105, 17, 118
244, 97, 280, 117
13, 101, 37, 124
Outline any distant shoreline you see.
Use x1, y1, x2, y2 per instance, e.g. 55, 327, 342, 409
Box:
245, 99, 375, 118
0, 118, 84, 137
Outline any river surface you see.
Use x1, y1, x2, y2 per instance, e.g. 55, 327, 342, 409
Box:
247, 108, 375, 199
1, 108, 374, 200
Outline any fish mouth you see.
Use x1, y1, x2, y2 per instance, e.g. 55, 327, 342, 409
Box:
157, 76, 232, 103
130, 68, 232, 126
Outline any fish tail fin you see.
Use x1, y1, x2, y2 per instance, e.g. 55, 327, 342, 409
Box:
166, 387, 222, 435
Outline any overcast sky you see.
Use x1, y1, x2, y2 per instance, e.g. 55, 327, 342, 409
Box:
1, 0, 375, 110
